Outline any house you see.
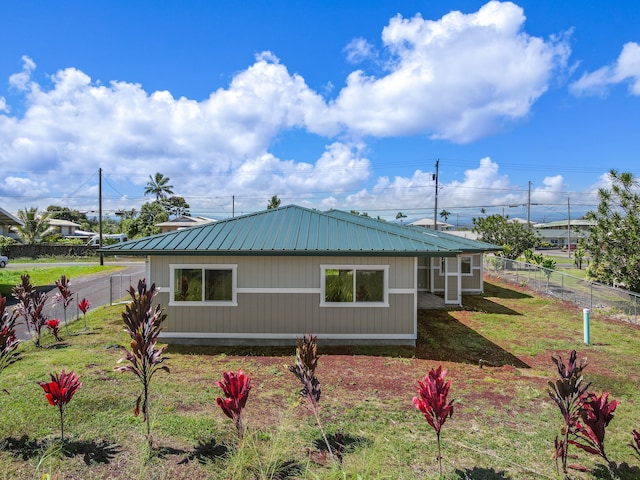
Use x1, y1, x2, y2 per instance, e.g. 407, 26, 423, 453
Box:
48, 218, 82, 237
0, 206, 23, 240
409, 218, 454, 230
155, 215, 216, 233
101, 205, 501, 346
534, 219, 595, 249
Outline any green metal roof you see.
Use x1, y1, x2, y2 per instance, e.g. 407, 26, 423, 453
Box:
100, 205, 501, 256
326, 210, 501, 253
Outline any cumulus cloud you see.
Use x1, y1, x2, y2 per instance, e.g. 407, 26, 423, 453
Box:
0, 2, 574, 216
344, 38, 377, 64
570, 42, 640, 96
8, 55, 37, 91
331, 1, 570, 142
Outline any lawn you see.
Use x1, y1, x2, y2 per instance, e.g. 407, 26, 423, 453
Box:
1, 278, 640, 479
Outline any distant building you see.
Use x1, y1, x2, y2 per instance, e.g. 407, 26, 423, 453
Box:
48, 218, 82, 237
0, 207, 23, 240
155, 215, 216, 233
534, 219, 595, 249
409, 218, 454, 231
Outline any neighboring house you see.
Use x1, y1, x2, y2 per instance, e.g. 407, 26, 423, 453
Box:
48, 218, 82, 237
534, 219, 595, 249
155, 215, 216, 233
409, 218, 454, 231
0, 206, 23, 240
101, 205, 501, 346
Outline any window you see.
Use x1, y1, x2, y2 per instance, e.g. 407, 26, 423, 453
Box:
321, 265, 388, 306
460, 256, 472, 275
170, 264, 237, 305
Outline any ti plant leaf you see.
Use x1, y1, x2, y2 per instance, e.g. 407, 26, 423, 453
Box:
571, 392, 618, 463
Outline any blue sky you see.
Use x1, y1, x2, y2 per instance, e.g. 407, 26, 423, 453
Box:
1, 1, 639, 225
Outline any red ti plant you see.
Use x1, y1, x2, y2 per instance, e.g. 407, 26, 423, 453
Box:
413, 366, 454, 478
114, 280, 169, 447
78, 298, 91, 330
46, 318, 63, 342
0, 295, 21, 381
571, 392, 618, 464
27, 290, 48, 348
288, 334, 334, 461
630, 429, 640, 461
547, 350, 590, 475
53, 275, 73, 334
11, 274, 34, 336
39, 370, 82, 442
215, 370, 252, 439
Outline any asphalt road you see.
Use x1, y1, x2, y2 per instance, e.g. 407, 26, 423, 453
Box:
5, 262, 146, 341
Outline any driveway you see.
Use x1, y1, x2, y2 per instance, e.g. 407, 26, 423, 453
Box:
6, 262, 146, 341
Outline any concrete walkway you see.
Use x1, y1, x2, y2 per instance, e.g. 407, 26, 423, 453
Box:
418, 291, 446, 309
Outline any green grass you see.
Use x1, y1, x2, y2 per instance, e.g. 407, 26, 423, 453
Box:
1, 279, 640, 479
0, 265, 121, 296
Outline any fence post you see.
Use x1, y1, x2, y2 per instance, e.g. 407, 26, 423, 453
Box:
583, 308, 591, 345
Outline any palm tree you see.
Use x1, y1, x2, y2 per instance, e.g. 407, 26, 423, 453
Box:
267, 195, 281, 209
144, 173, 174, 201
439, 210, 451, 222
15, 207, 51, 245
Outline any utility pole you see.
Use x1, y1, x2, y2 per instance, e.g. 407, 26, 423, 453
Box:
232, 195, 235, 217
433, 159, 439, 230
527, 181, 531, 230
567, 197, 571, 258
99, 167, 103, 266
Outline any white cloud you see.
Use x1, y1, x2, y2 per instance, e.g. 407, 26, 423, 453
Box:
344, 38, 376, 64
0, 2, 574, 216
1, 176, 49, 198
330, 1, 570, 142
570, 42, 640, 96
531, 175, 566, 204
8, 55, 37, 91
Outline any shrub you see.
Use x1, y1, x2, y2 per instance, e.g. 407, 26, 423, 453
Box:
571, 392, 618, 464
288, 334, 333, 461
547, 350, 590, 474
413, 366, 454, 478
78, 298, 91, 330
39, 370, 82, 442
0, 295, 20, 382
11, 274, 34, 337
46, 318, 62, 342
215, 370, 252, 439
114, 279, 169, 447
53, 275, 73, 334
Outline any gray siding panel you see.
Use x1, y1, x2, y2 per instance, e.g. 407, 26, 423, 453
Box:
152, 254, 416, 338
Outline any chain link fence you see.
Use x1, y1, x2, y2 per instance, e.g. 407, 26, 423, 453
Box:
110, 274, 133, 305
484, 255, 639, 324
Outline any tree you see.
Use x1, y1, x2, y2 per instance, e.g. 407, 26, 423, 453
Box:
440, 210, 451, 222
144, 172, 174, 201
267, 195, 281, 209
472, 214, 538, 260
124, 201, 168, 239
162, 196, 190, 217
584, 170, 640, 291
15, 207, 51, 245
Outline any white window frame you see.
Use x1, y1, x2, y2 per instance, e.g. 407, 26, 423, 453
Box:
320, 264, 389, 307
460, 256, 473, 276
169, 264, 238, 306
